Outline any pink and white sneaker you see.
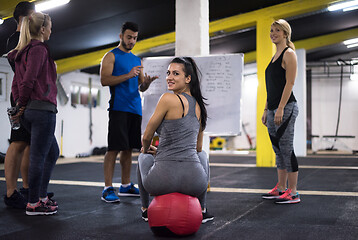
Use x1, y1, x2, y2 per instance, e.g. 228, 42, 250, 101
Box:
25, 201, 57, 216
262, 183, 285, 199
274, 189, 301, 204
42, 197, 58, 209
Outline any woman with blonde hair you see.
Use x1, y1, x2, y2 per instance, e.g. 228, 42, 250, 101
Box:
8, 11, 59, 215
261, 19, 300, 204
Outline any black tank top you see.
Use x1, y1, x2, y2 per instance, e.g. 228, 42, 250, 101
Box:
265, 47, 296, 110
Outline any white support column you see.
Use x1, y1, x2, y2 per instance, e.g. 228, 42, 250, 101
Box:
175, 0, 209, 56
293, 49, 307, 156
175, 0, 210, 158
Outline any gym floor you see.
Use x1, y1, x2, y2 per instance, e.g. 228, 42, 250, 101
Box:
1, 153, 357, 240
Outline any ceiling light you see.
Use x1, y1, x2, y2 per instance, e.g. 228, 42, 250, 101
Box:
343, 37, 358, 48
328, 0, 358, 12
35, 0, 70, 12
343, 5, 358, 11
343, 37, 358, 45
346, 43, 358, 48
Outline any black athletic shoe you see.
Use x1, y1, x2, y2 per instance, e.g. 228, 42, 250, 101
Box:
142, 208, 148, 222
19, 187, 28, 201
202, 210, 214, 223
4, 190, 27, 209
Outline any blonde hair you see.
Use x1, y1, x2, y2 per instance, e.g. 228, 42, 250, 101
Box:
15, 12, 51, 54
272, 19, 295, 50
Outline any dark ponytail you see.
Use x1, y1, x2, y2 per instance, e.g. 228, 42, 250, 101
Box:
170, 57, 208, 130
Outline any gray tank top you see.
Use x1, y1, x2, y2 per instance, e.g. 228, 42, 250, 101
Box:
155, 93, 200, 162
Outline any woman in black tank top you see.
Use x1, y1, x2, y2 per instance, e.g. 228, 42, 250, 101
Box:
261, 19, 301, 204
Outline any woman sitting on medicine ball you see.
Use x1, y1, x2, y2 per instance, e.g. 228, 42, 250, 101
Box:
138, 57, 214, 224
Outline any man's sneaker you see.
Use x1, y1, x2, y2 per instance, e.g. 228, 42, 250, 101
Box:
202, 209, 214, 223
26, 201, 57, 216
142, 208, 148, 222
4, 190, 27, 209
118, 183, 140, 197
19, 188, 28, 201
20, 188, 54, 200
101, 187, 120, 203
42, 197, 58, 209
275, 189, 301, 204
262, 183, 284, 199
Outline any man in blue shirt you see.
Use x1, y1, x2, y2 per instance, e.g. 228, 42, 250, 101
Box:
100, 22, 157, 202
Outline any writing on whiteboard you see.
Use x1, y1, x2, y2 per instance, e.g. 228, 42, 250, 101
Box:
142, 54, 243, 136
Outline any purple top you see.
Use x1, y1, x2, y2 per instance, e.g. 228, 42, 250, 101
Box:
8, 39, 57, 108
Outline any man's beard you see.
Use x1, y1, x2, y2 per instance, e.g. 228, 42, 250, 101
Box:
122, 41, 133, 51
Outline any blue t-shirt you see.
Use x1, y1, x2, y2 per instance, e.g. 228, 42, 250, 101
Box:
108, 48, 142, 116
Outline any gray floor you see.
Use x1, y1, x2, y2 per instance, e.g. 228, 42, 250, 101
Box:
1, 153, 358, 240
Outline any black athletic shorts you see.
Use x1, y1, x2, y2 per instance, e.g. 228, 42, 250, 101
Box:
9, 93, 31, 144
107, 110, 142, 151
9, 125, 31, 144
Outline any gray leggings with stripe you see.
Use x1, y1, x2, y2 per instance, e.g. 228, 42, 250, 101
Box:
266, 102, 299, 172
137, 151, 209, 209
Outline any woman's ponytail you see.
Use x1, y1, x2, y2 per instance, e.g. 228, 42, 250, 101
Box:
15, 15, 32, 55
287, 38, 295, 51
14, 12, 50, 56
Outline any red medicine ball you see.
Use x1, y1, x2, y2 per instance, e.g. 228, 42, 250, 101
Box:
148, 192, 202, 236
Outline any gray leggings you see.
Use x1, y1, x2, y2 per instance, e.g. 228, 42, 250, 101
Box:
137, 151, 209, 209
266, 102, 299, 172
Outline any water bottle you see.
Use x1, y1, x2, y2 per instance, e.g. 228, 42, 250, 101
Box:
7, 107, 20, 130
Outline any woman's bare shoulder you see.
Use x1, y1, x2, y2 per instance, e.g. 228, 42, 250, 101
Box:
159, 92, 178, 103
284, 48, 297, 58
283, 48, 297, 65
